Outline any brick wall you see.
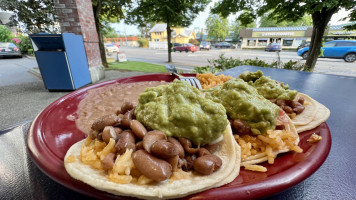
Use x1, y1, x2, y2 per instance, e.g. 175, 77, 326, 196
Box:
54, 0, 103, 70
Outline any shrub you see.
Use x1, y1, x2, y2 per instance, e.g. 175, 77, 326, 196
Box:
0, 25, 13, 42
138, 38, 149, 48
12, 35, 32, 54
189, 39, 199, 46
193, 54, 307, 73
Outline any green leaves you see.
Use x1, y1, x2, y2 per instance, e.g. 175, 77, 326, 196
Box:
206, 14, 229, 41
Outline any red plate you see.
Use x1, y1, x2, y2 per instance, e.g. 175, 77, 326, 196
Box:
27, 73, 331, 200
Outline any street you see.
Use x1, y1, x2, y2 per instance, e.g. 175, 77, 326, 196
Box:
0, 56, 39, 87
121, 47, 356, 76
0, 48, 355, 88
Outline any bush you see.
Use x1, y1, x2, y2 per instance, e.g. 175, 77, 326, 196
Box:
0, 25, 13, 42
189, 39, 199, 45
193, 54, 307, 73
138, 38, 149, 48
12, 35, 32, 54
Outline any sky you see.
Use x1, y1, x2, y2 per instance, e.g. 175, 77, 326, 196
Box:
111, 4, 352, 36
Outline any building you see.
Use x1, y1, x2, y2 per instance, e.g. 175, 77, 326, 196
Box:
149, 23, 196, 44
240, 22, 356, 50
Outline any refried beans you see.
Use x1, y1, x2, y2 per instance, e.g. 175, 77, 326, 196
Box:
75, 81, 167, 134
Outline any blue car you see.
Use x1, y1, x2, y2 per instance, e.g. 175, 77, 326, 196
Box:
265, 43, 282, 52
297, 40, 356, 62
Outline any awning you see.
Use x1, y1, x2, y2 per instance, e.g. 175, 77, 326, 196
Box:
258, 38, 268, 40
283, 38, 294, 40
248, 38, 256, 41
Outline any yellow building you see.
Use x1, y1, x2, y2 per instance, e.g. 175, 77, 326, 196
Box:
149, 23, 196, 44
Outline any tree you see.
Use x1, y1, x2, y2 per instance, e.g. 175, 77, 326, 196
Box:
259, 14, 313, 27
138, 22, 156, 39
212, 0, 356, 71
126, 0, 209, 63
92, 0, 131, 68
0, 0, 58, 33
0, 25, 13, 42
230, 16, 257, 43
206, 14, 229, 42
102, 24, 119, 38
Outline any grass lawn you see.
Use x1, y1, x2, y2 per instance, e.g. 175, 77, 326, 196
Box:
108, 61, 168, 73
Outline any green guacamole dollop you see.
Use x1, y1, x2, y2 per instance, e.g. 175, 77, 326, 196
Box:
239, 70, 297, 100
135, 80, 228, 145
205, 78, 280, 135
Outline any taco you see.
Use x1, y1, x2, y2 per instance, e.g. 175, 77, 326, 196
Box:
205, 78, 302, 171
239, 70, 329, 133
64, 80, 241, 199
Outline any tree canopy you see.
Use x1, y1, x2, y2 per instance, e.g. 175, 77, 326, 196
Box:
0, 25, 13, 42
0, 0, 58, 34
126, 0, 210, 62
259, 14, 312, 27
206, 14, 229, 42
212, 0, 356, 71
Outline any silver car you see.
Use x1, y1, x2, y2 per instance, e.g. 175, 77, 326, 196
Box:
0, 42, 22, 58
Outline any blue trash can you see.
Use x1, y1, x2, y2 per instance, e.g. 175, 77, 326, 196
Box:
30, 33, 92, 90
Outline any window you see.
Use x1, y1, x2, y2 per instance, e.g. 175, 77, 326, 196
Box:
324, 42, 336, 47
258, 39, 267, 46
282, 39, 293, 46
248, 39, 256, 46
154, 39, 159, 42
336, 41, 355, 47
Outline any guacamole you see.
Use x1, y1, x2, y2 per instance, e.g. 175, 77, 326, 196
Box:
135, 80, 228, 145
239, 70, 297, 100
205, 78, 280, 135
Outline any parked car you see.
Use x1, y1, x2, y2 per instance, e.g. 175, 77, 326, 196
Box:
214, 42, 235, 49
297, 41, 310, 50
104, 43, 119, 53
200, 41, 211, 50
173, 43, 198, 53
265, 43, 282, 52
173, 43, 182, 47
0, 42, 22, 58
297, 40, 356, 62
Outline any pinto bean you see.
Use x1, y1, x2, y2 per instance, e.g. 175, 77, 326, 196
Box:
204, 142, 221, 154
293, 106, 305, 114
120, 102, 134, 115
193, 154, 222, 175
276, 99, 286, 107
178, 138, 200, 155
89, 130, 99, 139
132, 150, 172, 182
167, 155, 179, 172
290, 101, 302, 109
115, 130, 136, 154
283, 105, 293, 114
91, 114, 120, 132
143, 130, 167, 153
135, 141, 144, 150
167, 137, 185, 158
130, 120, 147, 139
151, 140, 179, 159
232, 119, 251, 135
113, 127, 123, 138
198, 148, 211, 157
121, 110, 134, 129
102, 152, 116, 170
298, 97, 305, 105
102, 126, 118, 144
183, 155, 196, 171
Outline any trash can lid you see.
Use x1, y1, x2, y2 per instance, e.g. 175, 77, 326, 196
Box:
30, 34, 65, 51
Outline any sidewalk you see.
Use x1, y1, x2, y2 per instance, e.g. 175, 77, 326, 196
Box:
0, 70, 150, 131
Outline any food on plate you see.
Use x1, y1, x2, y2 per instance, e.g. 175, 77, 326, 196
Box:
239, 70, 329, 133
307, 133, 323, 143
75, 81, 167, 134
65, 80, 241, 199
196, 73, 233, 89
204, 78, 302, 171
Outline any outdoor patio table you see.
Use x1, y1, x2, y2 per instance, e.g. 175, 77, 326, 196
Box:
1, 65, 356, 199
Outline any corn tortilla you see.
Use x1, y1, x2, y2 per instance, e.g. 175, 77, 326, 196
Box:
295, 100, 330, 133
64, 125, 241, 199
